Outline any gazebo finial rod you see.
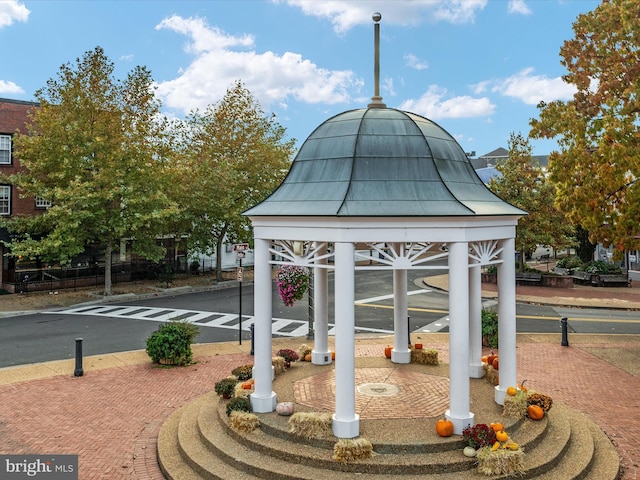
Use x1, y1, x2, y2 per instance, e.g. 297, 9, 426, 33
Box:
368, 12, 386, 109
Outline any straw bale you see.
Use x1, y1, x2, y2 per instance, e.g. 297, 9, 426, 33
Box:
229, 411, 260, 433
410, 347, 439, 365
333, 438, 373, 463
476, 446, 524, 476
288, 412, 333, 439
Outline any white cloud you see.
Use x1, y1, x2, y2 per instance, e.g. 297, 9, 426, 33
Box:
0, 0, 29, 28
399, 85, 495, 119
282, 0, 488, 34
382, 77, 396, 97
470, 80, 491, 94
154, 15, 362, 114
433, 0, 488, 24
404, 53, 428, 71
0, 80, 24, 95
507, 0, 532, 15
492, 67, 575, 104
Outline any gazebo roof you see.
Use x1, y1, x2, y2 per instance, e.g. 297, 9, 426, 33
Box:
244, 107, 524, 218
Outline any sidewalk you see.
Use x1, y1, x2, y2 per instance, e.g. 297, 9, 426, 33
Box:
0, 282, 638, 479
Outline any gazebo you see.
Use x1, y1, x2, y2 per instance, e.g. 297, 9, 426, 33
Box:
244, 14, 525, 438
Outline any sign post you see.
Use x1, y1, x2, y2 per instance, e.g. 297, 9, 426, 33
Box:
233, 244, 249, 345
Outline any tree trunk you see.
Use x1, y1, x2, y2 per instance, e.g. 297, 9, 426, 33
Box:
215, 224, 229, 282
104, 242, 113, 296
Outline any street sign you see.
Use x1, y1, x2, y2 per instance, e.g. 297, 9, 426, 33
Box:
233, 243, 249, 252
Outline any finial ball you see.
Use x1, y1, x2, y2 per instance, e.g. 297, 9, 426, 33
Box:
372, 12, 382, 22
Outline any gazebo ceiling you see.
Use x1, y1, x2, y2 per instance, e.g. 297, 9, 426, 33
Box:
244, 107, 525, 218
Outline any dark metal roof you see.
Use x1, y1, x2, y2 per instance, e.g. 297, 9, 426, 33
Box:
245, 108, 525, 217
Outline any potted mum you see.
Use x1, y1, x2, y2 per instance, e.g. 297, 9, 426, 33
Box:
276, 265, 310, 307
276, 348, 299, 368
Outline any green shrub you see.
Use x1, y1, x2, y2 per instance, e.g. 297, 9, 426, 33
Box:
556, 256, 583, 269
145, 320, 199, 366
481, 309, 498, 349
226, 396, 252, 416
215, 377, 238, 398
583, 260, 622, 274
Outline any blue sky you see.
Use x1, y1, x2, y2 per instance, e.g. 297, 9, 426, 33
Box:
1, 0, 600, 157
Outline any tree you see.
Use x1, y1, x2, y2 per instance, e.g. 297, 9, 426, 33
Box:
488, 133, 575, 271
173, 80, 295, 280
2, 47, 178, 295
530, 0, 640, 257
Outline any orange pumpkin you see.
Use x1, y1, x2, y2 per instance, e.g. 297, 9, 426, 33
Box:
331, 350, 336, 360
304, 353, 312, 362
506, 386, 518, 396
487, 351, 498, 366
384, 346, 392, 358
435, 418, 454, 437
492, 358, 499, 370
518, 380, 528, 392
242, 381, 252, 390
481, 355, 488, 363
495, 430, 509, 442
414, 343, 423, 350
527, 404, 544, 420
490, 422, 504, 433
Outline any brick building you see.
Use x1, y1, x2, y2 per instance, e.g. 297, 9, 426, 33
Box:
0, 98, 47, 290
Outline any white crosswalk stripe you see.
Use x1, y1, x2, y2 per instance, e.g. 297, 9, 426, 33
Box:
44, 305, 392, 337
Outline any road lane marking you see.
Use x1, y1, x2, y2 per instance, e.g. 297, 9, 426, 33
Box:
44, 306, 393, 337
355, 289, 431, 304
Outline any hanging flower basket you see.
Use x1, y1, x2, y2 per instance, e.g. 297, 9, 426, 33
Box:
276, 265, 310, 307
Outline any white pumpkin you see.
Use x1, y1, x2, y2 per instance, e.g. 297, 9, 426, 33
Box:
463, 446, 477, 457
276, 402, 294, 416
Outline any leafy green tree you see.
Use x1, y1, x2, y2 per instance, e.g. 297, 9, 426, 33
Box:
488, 133, 575, 271
1, 47, 178, 295
530, 0, 640, 257
172, 80, 295, 280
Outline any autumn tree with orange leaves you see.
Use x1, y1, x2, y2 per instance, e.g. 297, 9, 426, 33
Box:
530, 0, 640, 257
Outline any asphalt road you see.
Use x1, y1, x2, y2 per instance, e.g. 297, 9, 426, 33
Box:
1, 269, 639, 368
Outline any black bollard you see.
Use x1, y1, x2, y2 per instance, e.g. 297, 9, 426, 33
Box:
250, 323, 255, 356
560, 317, 569, 347
74, 338, 84, 376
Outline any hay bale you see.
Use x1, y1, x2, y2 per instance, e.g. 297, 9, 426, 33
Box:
298, 344, 312, 360
333, 438, 373, 463
288, 412, 333, 439
272, 356, 285, 375
410, 347, 439, 365
503, 390, 528, 418
485, 365, 499, 386
229, 411, 260, 433
476, 446, 525, 476
234, 381, 253, 398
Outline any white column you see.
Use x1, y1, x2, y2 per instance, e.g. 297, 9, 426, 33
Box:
495, 237, 517, 405
469, 264, 484, 378
332, 241, 359, 438
392, 266, 411, 363
249, 238, 277, 413
312, 243, 332, 365
445, 241, 474, 434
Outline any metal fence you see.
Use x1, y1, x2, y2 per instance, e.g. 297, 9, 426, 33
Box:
7, 260, 188, 294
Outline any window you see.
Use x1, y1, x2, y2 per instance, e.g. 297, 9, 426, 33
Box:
0, 135, 10, 165
0, 185, 10, 215
35, 197, 52, 208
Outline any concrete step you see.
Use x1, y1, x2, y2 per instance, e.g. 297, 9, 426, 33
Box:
159, 355, 621, 480
157, 400, 204, 480
208, 395, 475, 476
